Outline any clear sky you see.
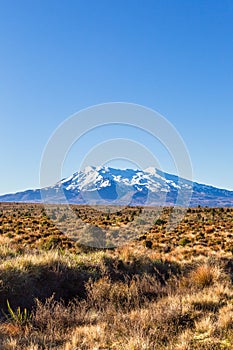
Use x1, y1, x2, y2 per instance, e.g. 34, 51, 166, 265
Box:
0, 0, 233, 195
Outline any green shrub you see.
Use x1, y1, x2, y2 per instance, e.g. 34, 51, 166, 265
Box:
178, 237, 191, 246
4, 300, 32, 326
154, 218, 166, 225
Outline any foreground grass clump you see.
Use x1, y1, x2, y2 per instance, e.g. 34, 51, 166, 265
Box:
187, 263, 221, 289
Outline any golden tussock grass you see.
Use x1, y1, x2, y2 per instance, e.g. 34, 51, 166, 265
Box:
0, 203, 233, 349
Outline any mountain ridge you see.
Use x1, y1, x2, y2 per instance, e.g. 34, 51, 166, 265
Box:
0, 166, 233, 207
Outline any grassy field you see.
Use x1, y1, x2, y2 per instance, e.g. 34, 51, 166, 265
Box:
0, 203, 233, 349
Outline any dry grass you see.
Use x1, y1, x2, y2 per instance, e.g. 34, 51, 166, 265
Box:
187, 263, 222, 289
0, 203, 233, 348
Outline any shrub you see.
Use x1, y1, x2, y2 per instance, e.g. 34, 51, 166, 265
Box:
178, 237, 191, 246
144, 240, 153, 249
154, 218, 166, 225
188, 264, 220, 289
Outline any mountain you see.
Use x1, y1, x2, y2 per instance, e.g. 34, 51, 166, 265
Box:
1, 166, 233, 207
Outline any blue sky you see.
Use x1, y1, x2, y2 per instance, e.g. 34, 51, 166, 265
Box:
0, 0, 233, 194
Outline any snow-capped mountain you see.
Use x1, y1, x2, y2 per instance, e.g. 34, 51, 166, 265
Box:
1, 166, 233, 207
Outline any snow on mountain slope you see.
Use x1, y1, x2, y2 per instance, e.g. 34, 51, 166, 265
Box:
0, 166, 233, 207
58, 166, 176, 192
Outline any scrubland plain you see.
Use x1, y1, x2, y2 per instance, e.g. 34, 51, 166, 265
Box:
1, 203, 233, 349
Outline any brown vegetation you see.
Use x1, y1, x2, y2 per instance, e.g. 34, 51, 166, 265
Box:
0, 203, 233, 349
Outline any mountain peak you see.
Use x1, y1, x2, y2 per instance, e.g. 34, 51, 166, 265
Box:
81, 165, 97, 172
144, 166, 158, 175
